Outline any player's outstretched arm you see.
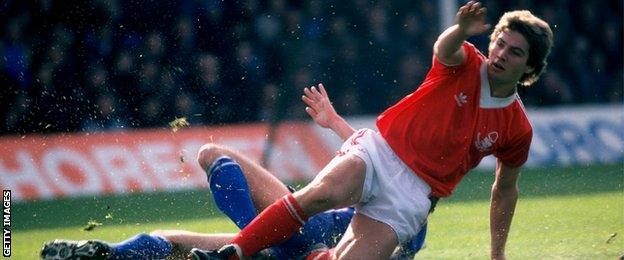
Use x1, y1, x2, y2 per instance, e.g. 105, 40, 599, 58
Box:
302, 83, 355, 141
490, 159, 521, 260
434, 1, 490, 65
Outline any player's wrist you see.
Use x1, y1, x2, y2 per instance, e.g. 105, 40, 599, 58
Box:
328, 115, 344, 129
447, 24, 469, 43
456, 25, 474, 38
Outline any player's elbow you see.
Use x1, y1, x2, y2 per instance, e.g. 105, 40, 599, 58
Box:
434, 46, 464, 66
433, 36, 465, 66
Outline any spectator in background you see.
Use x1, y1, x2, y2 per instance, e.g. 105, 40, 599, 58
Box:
541, 71, 574, 104
586, 49, 610, 102
173, 15, 196, 60
229, 41, 266, 122
82, 92, 128, 131
145, 32, 166, 62
174, 91, 201, 121
393, 52, 426, 102
140, 96, 165, 128
3, 14, 32, 89
4, 91, 31, 133
111, 51, 141, 126
258, 83, 278, 122
137, 62, 160, 97
195, 53, 234, 123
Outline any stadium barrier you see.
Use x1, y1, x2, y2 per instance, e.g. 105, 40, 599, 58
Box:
0, 123, 333, 201
1, 104, 622, 201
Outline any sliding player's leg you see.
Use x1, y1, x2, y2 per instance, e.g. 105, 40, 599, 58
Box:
196, 143, 293, 258
204, 154, 369, 259
40, 232, 172, 260
205, 155, 259, 229
197, 144, 356, 258
196, 143, 291, 211
39, 143, 273, 260
40, 144, 349, 260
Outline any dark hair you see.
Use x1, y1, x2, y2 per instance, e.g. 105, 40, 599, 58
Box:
490, 10, 553, 86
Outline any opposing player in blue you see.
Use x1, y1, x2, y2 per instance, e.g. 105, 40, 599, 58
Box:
40, 85, 429, 259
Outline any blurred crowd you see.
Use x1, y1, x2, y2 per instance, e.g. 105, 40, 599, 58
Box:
1, 0, 622, 135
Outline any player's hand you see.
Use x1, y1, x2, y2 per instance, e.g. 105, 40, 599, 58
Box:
456, 1, 490, 37
302, 83, 339, 129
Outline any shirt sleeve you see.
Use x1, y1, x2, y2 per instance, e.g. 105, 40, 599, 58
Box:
430, 42, 480, 76
495, 129, 533, 168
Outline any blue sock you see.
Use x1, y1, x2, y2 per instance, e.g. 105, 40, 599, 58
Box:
207, 156, 292, 259
207, 156, 257, 229
109, 233, 172, 259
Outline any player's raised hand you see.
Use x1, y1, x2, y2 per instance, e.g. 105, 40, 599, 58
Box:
302, 83, 339, 129
457, 1, 490, 36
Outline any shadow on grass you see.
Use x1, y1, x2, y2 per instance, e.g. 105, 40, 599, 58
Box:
14, 163, 623, 231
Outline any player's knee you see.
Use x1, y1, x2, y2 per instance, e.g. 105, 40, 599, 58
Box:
149, 230, 178, 242
150, 230, 180, 243
150, 230, 166, 237
197, 143, 227, 170
134, 232, 153, 240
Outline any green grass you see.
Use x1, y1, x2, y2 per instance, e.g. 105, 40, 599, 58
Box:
10, 163, 624, 259
420, 192, 622, 259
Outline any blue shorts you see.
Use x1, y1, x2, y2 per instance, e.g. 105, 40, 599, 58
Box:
274, 207, 353, 258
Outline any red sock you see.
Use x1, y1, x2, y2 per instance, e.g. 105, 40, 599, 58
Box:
232, 194, 308, 257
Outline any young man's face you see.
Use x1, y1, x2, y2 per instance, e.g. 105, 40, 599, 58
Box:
487, 28, 534, 86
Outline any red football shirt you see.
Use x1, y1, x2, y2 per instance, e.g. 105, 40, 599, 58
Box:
377, 42, 532, 197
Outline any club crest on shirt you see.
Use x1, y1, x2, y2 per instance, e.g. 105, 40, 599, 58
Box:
475, 131, 499, 152
454, 92, 468, 107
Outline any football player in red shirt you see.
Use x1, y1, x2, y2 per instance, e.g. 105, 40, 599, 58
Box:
198, 1, 553, 259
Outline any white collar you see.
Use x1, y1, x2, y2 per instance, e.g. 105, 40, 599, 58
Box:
479, 62, 517, 108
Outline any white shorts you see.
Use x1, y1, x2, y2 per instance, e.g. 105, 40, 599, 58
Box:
332, 128, 432, 243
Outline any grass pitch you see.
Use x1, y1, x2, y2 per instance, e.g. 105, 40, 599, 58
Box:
11, 163, 624, 259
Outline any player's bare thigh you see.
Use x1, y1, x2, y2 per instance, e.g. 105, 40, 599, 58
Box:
294, 154, 366, 216
197, 143, 290, 210
332, 213, 398, 260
